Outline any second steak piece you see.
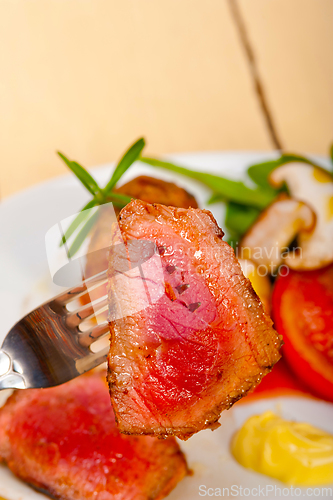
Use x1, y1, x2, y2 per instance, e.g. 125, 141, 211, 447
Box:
107, 200, 282, 440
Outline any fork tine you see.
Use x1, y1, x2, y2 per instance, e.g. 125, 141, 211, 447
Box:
66, 297, 109, 327
54, 270, 108, 306
79, 322, 110, 347
75, 347, 109, 374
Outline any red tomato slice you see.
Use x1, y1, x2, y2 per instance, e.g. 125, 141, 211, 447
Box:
272, 263, 333, 402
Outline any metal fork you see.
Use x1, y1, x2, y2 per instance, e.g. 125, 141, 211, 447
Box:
0, 270, 110, 390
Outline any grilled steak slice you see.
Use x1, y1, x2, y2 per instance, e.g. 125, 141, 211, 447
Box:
84, 175, 198, 280
0, 372, 188, 500
107, 200, 282, 440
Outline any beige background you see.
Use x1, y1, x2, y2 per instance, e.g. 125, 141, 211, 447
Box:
0, 0, 332, 198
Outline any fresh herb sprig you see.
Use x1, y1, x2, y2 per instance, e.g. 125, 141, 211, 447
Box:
59, 138, 333, 257
140, 155, 280, 246
58, 137, 145, 257
140, 149, 329, 247
140, 157, 277, 209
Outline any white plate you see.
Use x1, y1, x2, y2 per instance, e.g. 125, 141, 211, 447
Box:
1, 151, 332, 500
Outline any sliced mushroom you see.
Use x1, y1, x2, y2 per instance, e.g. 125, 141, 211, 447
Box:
240, 195, 315, 272
238, 258, 271, 313
269, 163, 333, 270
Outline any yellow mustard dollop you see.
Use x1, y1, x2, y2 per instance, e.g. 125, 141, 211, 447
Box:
231, 411, 333, 486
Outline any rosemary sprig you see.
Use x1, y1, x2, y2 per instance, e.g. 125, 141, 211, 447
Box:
60, 199, 97, 247
140, 157, 277, 209
106, 191, 136, 207
59, 137, 333, 258
104, 138, 145, 193
140, 150, 328, 249
58, 153, 103, 199
58, 137, 145, 256
67, 210, 100, 259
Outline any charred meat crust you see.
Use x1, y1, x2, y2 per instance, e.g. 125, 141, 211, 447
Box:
0, 372, 188, 500
107, 201, 282, 440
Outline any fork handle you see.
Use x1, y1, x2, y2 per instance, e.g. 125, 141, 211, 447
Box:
0, 350, 26, 390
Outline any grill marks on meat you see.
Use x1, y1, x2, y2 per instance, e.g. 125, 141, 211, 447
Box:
107, 201, 282, 440
0, 372, 188, 500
